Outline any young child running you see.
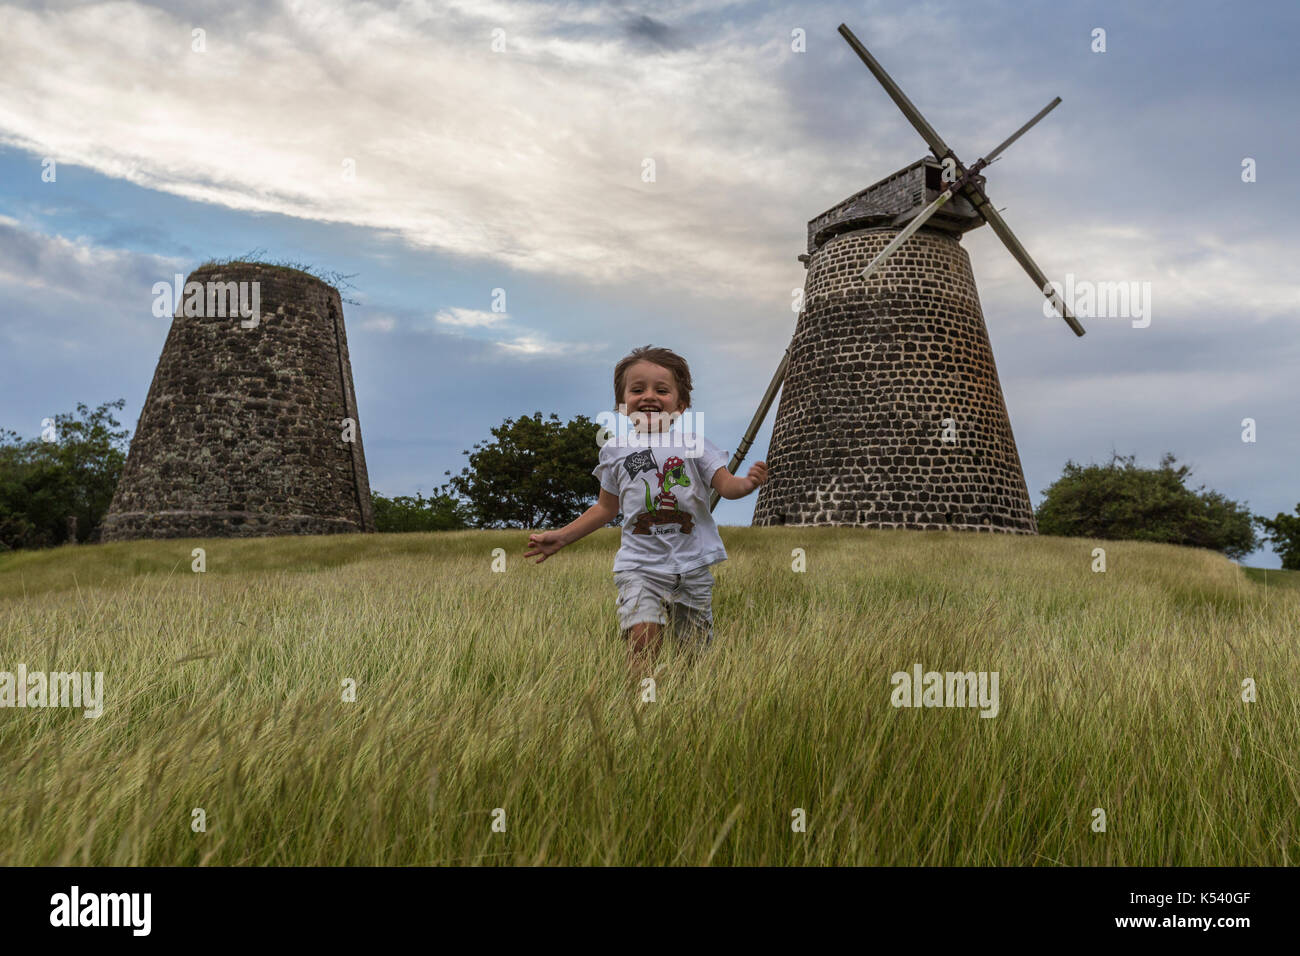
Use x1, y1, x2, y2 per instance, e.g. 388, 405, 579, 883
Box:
524, 345, 768, 672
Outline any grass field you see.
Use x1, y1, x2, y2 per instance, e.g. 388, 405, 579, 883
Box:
1, 527, 1297, 866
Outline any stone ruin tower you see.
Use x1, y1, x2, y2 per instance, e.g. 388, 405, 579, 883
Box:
102, 262, 376, 540
752, 159, 1037, 533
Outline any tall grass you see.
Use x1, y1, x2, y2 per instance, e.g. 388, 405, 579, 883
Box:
1, 527, 1297, 865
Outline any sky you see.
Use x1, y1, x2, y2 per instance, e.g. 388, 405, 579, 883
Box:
0, 0, 1296, 565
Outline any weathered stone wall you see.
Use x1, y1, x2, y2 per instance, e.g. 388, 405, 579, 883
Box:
752, 225, 1036, 533
101, 263, 376, 540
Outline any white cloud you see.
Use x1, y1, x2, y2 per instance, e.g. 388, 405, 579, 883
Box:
0, 216, 183, 304
492, 334, 604, 358
427, 305, 599, 358
6, 0, 1294, 326
434, 307, 505, 328
494, 335, 558, 355
971, 222, 1300, 323
0, 219, 186, 386
0, 0, 830, 305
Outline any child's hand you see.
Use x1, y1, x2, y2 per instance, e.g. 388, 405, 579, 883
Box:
525, 530, 566, 563
741, 461, 769, 494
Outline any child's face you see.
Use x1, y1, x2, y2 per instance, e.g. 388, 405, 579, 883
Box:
621, 360, 685, 433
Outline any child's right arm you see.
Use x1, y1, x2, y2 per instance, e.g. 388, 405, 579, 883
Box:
525, 488, 620, 563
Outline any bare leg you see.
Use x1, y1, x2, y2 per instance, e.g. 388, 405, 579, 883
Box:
624, 621, 663, 680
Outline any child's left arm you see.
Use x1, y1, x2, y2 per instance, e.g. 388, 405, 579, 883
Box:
711, 460, 769, 500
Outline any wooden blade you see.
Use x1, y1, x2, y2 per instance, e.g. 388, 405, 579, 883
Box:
709, 347, 790, 512
859, 189, 954, 281
838, 23, 954, 163
981, 97, 1061, 165
965, 188, 1086, 336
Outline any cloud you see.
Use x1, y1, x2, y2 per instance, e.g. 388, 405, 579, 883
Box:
971, 222, 1300, 325
434, 307, 506, 328
428, 305, 600, 358
0, 214, 183, 307
623, 14, 683, 51
492, 333, 605, 358
0, 0, 825, 306
494, 335, 560, 355
4, 0, 1296, 323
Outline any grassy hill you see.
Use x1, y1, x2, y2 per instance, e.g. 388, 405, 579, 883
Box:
1, 527, 1297, 865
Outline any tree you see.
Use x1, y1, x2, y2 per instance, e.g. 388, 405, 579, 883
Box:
1035, 453, 1258, 561
0, 400, 130, 551
370, 490, 470, 532
443, 411, 605, 529
1256, 505, 1300, 570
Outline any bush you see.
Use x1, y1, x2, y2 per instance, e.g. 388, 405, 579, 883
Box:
1035, 453, 1258, 561
443, 411, 604, 529
0, 400, 130, 551
370, 490, 470, 532
1256, 506, 1300, 570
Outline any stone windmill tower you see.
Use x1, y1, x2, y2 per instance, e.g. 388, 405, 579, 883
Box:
102, 262, 376, 540
711, 24, 1086, 533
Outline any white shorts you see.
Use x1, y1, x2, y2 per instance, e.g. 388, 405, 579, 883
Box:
613, 565, 715, 646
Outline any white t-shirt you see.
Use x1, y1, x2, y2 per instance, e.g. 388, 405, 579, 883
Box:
592, 429, 730, 574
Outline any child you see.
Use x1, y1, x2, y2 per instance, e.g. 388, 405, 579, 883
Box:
524, 345, 768, 669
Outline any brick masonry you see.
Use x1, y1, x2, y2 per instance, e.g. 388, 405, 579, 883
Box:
101, 263, 376, 540
752, 223, 1037, 534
